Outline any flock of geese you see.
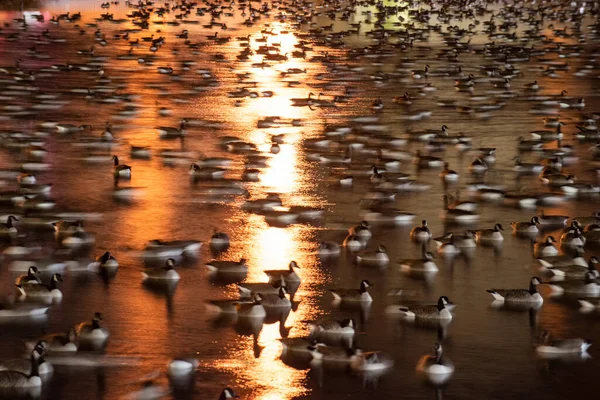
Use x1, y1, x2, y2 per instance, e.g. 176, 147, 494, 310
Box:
0, 0, 599, 398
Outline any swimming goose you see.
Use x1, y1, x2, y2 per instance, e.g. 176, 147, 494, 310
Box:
1, 215, 18, 236
578, 298, 600, 312
547, 272, 600, 296
167, 357, 198, 378
530, 122, 564, 141
543, 257, 599, 280
330, 280, 373, 303
263, 261, 301, 283
536, 330, 592, 357
513, 157, 544, 174
74, 312, 110, 348
112, 155, 131, 178
468, 157, 488, 173
205, 258, 247, 275
398, 296, 453, 320
1, 342, 52, 377
237, 277, 285, 299
399, 251, 438, 272
413, 150, 444, 168
342, 234, 367, 251
236, 294, 266, 319
309, 318, 355, 344
533, 236, 559, 257
210, 230, 230, 248
439, 163, 459, 182
35, 328, 78, 353
317, 241, 341, 257
15, 266, 42, 286
148, 240, 202, 258
142, 258, 180, 282
92, 251, 119, 273
538, 247, 587, 268
349, 221, 372, 240
416, 343, 454, 384
475, 224, 504, 244
537, 211, 569, 228
355, 245, 389, 268
16, 273, 63, 301
410, 220, 432, 241
511, 217, 540, 233
0, 349, 42, 391
259, 287, 291, 308
189, 163, 226, 180
442, 195, 479, 224
487, 277, 544, 303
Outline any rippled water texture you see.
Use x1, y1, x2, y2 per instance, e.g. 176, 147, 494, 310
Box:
0, 0, 599, 399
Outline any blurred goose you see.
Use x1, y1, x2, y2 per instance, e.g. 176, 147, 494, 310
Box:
189, 164, 226, 180
342, 234, 367, 251
317, 241, 341, 257
142, 258, 180, 282
1, 215, 18, 236
398, 296, 453, 320
112, 155, 131, 178
74, 312, 110, 346
513, 157, 544, 174
578, 298, 600, 312
15, 266, 42, 286
536, 330, 592, 356
469, 157, 488, 173
167, 357, 198, 378
330, 280, 373, 302
0, 349, 42, 391
349, 221, 372, 240
399, 251, 438, 272
413, 150, 444, 168
210, 230, 230, 248
487, 277, 544, 303
410, 220, 432, 241
534, 236, 559, 257
205, 258, 247, 274
16, 273, 63, 301
439, 163, 459, 182
475, 224, 504, 244
350, 351, 393, 373
237, 277, 285, 298
1, 342, 52, 377
537, 247, 587, 268
236, 294, 266, 319
416, 343, 454, 383
442, 195, 479, 224
309, 318, 355, 342
260, 287, 291, 308
355, 245, 389, 268
544, 257, 599, 280
263, 261, 300, 283
547, 272, 600, 296
511, 217, 540, 233
36, 328, 78, 353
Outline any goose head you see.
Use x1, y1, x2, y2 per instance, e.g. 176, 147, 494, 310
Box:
494, 223, 504, 231
545, 236, 556, 244
99, 251, 112, 263
91, 312, 103, 329
437, 296, 450, 311
219, 388, 239, 399
588, 257, 599, 272
376, 245, 387, 253
531, 216, 540, 225
52, 273, 63, 283
111, 155, 119, 165
189, 163, 201, 171
165, 258, 176, 270
529, 277, 543, 293
421, 220, 428, 227
433, 342, 443, 362
359, 280, 373, 292
288, 261, 299, 271
341, 318, 355, 329
238, 258, 247, 265
28, 266, 39, 276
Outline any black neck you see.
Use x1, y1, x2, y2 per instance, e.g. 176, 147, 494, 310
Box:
29, 354, 39, 377
529, 281, 538, 294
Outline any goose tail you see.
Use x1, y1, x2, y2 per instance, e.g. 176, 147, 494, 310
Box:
15, 284, 25, 296
547, 284, 564, 293
536, 258, 553, 269
486, 290, 505, 301
578, 299, 595, 310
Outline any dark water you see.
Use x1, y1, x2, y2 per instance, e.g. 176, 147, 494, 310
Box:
0, 0, 599, 399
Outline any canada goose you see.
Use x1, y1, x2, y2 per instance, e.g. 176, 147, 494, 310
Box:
236, 294, 266, 319
410, 220, 432, 241
1, 341, 52, 377
330, 280, 373, 302
487, 277, 544, 303
1, 215, 18, 236
0, 349, 42, 391
511, 217, 540, 233
398, 296, 453, 320
355, 245, 389, 268
167, 357, 198, 378
237, 277, 285, 299
547, 272, 600, 296
15, 266, 41, 286
309, 318, 355, 344
416, 343, 454, 384
440, 162, 459, 182
263, 261, 300, 283
442, 195, 479, 224
189, 163, 226, 180
74, 312, 110, 348
399, 251, 438, 272
317, 241, 341, 257
536, 330, 592, 357
205, 258, 247, 274
142, 258, 180, 282
475, 224, 504, 244
533, 236, 559, 257
34, 328, 78, 353
259, 287, 291, 308
413, 150, 444, 168
112, 155, 131, 178
537, 247, 587, 268
16, 273, 63, 301
544, 257, 599, 280
210, 230, 230, 248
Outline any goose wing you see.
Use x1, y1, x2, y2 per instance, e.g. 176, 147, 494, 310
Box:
550, 338, 586, 350
317, 320, 343, 330
0, 370, 29, 385
329, 288, 360, 298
